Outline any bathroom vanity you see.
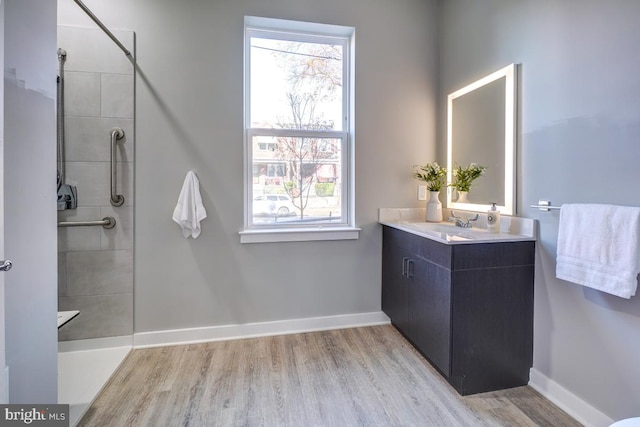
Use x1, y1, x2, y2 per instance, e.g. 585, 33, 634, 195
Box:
380, 209, 535, 395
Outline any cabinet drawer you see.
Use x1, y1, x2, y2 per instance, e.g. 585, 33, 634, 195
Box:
452, 241, 535, 270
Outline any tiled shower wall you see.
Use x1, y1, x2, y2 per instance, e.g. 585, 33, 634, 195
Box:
57, 26, 135, 341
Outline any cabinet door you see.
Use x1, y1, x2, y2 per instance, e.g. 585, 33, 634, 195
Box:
381, 228, 408, 331
449, 265, 534, 394
407, 257, 451, 376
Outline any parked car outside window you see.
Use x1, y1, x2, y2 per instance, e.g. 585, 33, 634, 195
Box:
253, 194, 297, 217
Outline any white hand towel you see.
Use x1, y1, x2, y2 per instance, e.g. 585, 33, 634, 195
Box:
172, 171, 207, 239
556, 203, 640, 298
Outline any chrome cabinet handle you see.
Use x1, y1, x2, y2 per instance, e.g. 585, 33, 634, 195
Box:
406, 259, 414, 278
0, 260, 13, 271
401, 257, 414, 278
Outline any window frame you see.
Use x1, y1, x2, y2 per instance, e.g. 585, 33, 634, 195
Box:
241, 16, 358, 243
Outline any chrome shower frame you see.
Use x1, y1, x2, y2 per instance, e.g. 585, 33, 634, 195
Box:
57, 48, 67, 186
72, 0, 131, 57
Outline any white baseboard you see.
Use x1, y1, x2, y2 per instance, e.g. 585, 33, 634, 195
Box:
134, 311, 390, 349
529, 368, 614, 427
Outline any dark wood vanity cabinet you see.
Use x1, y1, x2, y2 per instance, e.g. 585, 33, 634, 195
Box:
381, 225, 535, 396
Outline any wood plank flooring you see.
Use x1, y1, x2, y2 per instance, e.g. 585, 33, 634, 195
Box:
79, 325, 581, 426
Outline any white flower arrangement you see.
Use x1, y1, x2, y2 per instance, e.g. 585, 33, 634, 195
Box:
413, 162, 447, 192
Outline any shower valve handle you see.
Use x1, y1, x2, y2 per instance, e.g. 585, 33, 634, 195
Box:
0, 260, 13, 272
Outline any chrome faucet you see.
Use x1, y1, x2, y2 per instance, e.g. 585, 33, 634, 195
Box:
448, 211, 479, 228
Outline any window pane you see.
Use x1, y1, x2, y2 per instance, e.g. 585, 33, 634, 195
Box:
250, 37, 343, 131
251, 135, 343, 225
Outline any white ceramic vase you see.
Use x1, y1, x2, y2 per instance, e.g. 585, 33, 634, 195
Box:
457, 190, 469, 203
426, 191, 443, 222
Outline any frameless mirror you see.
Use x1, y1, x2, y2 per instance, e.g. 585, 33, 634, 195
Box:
447, 63, 516, 215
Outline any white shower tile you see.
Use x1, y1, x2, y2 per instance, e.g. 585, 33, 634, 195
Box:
100, 205, 133, 250
117, 161, 134, 206
66, 250, 133, 297
58, 293, 134, 341
57, 207, 102, 252
58, 26, 134, 75
58, 253, 68, 297
101, 74, 133, 118
58, 226, 101, 252
65, 72, 101, 117
115, 128, 134, 163
64, 117, 134, 162
65, 162, 110, 207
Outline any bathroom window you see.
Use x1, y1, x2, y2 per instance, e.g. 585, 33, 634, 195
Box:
241, 16, 358, 243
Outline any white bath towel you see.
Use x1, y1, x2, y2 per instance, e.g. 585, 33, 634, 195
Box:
556, 203, 640, 298
172, 171, 207, 239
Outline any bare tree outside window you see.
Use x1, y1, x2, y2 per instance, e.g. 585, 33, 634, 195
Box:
266, 41, 342, 218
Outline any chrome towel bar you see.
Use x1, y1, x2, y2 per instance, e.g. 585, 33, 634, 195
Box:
58, 216, 116, 229
530, 200, 561, 211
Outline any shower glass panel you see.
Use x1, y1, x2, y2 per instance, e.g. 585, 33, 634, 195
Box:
56, 25, 135, 345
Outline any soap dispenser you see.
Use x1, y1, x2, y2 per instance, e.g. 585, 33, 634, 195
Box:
487, 203, 500, 232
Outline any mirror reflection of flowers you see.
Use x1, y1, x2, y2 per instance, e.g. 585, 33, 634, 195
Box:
451, 163, 486, 192
413, 162, 447, 191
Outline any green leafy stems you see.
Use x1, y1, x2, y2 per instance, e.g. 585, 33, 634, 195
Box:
413, 162, 447, 192
413, 162, 487, 192
451, 163, 486, 192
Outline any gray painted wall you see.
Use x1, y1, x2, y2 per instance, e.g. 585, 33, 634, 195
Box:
440, 0, 640, 420
58, 0, 439, 331
4, 0, 58, 403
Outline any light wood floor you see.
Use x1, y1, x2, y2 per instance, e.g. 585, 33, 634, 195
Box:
80, 326, 581, 426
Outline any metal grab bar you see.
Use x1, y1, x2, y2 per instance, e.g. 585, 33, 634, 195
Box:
58, 216, 116, 229
110, 128, 125, 206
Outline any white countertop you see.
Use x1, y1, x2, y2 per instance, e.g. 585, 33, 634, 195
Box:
379, 208, 536, 245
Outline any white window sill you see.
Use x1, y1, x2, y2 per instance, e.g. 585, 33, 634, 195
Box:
239, 227, 361, 243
